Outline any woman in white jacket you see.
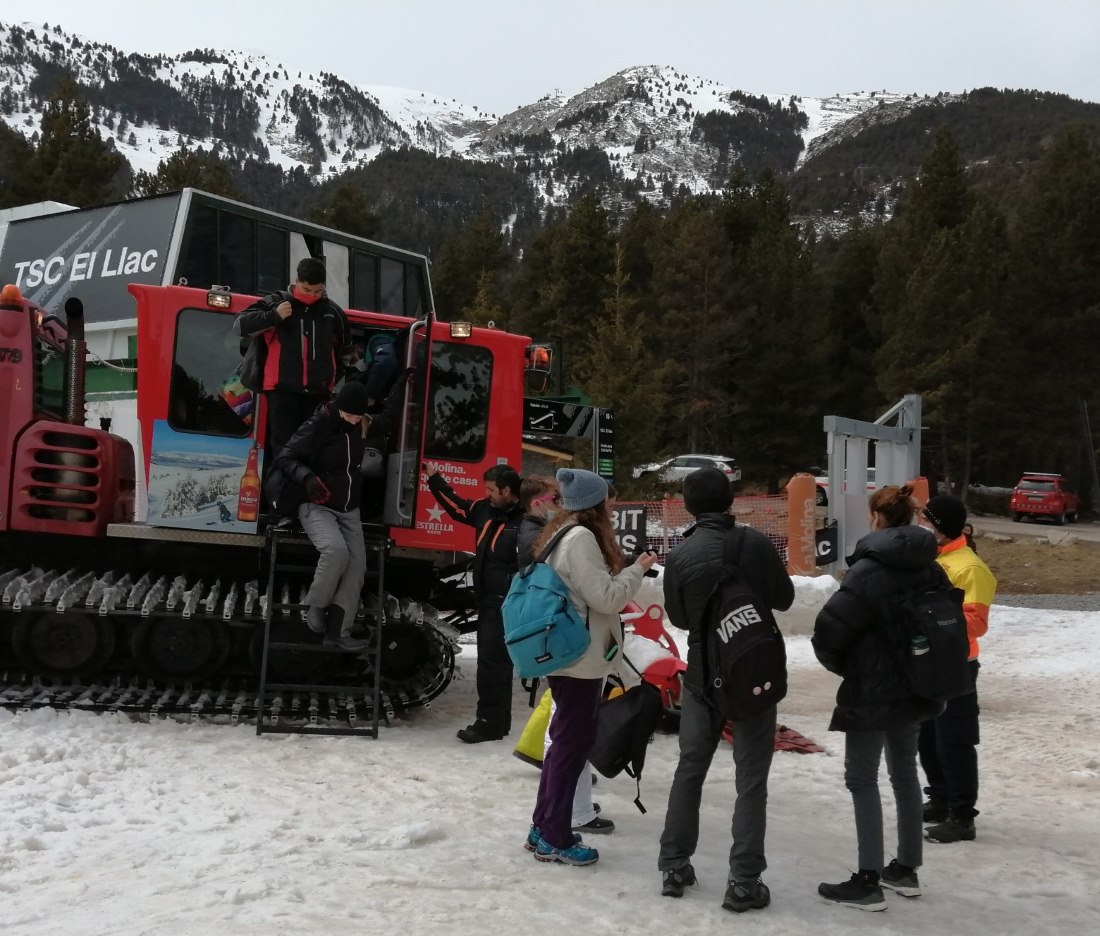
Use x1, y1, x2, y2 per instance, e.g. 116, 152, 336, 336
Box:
528, 468, 657, 866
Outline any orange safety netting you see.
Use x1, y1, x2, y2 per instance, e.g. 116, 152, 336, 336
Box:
621, 495, 790, 564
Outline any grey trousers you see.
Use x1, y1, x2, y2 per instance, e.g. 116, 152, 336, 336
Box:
298, 503, 366, 636
844, 723, 923, 871
658, 690, 777, 883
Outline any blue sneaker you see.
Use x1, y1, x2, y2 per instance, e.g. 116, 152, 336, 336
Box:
525, 825, 580, 852
534, 836, 599, 866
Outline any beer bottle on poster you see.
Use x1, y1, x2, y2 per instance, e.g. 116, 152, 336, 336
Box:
237, 443, 261, 522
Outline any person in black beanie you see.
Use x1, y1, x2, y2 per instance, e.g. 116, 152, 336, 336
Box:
917, 494, 997, 844
274, 381, 372, 651
657, 467, 794, 912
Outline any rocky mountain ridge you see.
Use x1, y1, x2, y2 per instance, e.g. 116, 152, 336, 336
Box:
0, 19, 955, 205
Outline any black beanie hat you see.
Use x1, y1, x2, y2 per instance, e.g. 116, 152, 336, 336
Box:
923, 495, 967, 540
683, 466, 734, 516
332, 381, 369, 416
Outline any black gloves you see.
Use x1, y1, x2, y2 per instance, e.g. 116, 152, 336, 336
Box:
305, 476, 331, 505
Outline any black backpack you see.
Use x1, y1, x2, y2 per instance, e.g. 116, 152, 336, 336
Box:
702, 527, 787, 721
236, 337, 266, 392
233, 291, 290, 392
588, 677, 662, 814
883, 583, 971, 703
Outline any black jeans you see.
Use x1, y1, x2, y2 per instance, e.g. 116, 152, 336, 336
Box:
845, 723, 923, 871
658, 691, 776, 883
263, 390, 328, 482
475, 600, 514, 734
919, 660, 981, 819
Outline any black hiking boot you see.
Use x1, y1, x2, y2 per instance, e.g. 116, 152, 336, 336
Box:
572, 816, 615, 834
722, 877, 771, 912
925, 815, 975, 843
880, 859, 921, 898
457, 719, 505, 743
818, 870, 886, 911
923, 798, 949, 823
661, 864, 696, 898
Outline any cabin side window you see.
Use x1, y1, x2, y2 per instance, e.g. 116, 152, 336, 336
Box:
406, 265, 427, 316
257, 224, 288, 294
168, 308, 252, 438
177, 204, 219, 288
379, 258, 404, 316
423, 341, 492, 463
351, 250, 378, 311
218, 212, 255, 294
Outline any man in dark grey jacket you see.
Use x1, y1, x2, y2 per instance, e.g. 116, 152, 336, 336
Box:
657, 467, 794, 913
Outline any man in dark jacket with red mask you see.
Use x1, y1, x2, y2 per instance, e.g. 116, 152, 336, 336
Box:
235, 257, 351, 472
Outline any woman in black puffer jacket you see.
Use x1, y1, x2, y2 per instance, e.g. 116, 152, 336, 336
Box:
812, 486, 948, 910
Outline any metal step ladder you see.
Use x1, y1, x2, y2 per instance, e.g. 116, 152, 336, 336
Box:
256, 525, 387, 738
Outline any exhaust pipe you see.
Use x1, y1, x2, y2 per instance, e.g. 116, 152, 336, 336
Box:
63, 297, 86, 427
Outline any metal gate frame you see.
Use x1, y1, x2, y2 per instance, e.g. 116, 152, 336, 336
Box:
823, 394, 922, 575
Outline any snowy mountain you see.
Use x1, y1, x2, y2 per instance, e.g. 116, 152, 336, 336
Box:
0, 20, 946, 199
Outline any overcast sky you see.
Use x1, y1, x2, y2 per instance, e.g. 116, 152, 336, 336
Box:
15, 1, 1100, 115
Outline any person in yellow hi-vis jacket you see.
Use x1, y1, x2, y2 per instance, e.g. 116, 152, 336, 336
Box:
917, 496, 997, 844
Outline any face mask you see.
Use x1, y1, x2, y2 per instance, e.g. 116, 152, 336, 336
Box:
292, 284, 323, 305
335, 409, 363, 431
543, 508, 559, 521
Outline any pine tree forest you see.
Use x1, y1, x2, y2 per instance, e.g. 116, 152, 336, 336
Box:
3, 78, 1099, 506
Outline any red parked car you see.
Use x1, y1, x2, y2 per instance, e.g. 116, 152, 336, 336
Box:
1010, 473, 1080, 525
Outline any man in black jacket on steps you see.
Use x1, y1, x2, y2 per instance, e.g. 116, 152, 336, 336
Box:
657, 467, 794, 913
274, 382, 373, 652
424, 462, 523, 743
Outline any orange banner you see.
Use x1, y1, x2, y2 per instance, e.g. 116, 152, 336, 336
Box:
785, 473, 818, 575
908, 476, 929, 508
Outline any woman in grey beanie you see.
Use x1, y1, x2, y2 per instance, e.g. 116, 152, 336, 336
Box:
557, 468, 609, 511
526, 468, 658, 866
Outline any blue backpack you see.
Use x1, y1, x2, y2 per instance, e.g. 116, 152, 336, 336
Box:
503, 526, 590, 678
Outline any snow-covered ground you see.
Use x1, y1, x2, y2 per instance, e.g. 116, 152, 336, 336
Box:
1, 582, 1098, 936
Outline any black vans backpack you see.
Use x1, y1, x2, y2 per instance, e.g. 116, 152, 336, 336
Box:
702, 527, 787, 721
884, 582, 971, 703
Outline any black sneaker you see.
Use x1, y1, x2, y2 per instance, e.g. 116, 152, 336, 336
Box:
818, 871, 886, 911
923, 799, 949, 823
925, 816, 975, 843
880, 859, 921, 898
456, 720, 505, 744
661, 864, 696, 898
722, 877, 771, 913
572, 816, 615, 834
